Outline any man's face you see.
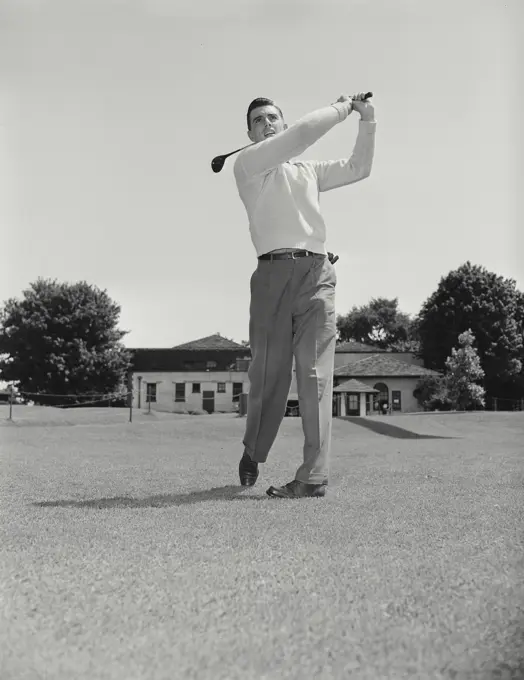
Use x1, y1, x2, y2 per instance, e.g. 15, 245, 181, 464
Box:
248, 105, 287, 144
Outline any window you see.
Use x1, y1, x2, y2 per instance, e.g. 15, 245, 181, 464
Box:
232, 382, 243, 402
146, 383, 157, 403
192, 383, 201, 394
217, 382, 226, 393
175, 383, 185, 402
183, 361, 206, 371
234, 358, 251, 372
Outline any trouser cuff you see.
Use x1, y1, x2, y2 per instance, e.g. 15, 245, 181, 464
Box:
295, 474, 328, 485
243, 446, 267, 464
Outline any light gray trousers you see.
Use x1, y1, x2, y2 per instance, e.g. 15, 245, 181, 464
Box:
243, 254, 337, 484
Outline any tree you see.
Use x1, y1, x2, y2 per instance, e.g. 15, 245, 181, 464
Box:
413, 374, 452, 411
336, 297, 416, 349
388, 338, 421, 353
417, 262, 524, 399
0, 278, 131, 405
444, 329, 485, 410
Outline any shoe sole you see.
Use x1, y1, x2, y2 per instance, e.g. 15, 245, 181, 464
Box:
266, 486, 326, 498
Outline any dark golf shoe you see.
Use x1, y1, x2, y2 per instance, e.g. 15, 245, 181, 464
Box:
239, 452, 259, 486
266, 479, 327, 499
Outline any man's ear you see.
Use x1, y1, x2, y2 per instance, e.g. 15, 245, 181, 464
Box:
284, 123, 288, 130
247, 129, 255, 142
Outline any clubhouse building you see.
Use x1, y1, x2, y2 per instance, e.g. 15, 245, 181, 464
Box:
128, 334, 440, 416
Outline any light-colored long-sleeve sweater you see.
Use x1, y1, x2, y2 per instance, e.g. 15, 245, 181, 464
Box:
233, 100, 376, 257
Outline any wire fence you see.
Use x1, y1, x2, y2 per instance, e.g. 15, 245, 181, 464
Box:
485, 396, 524, 412
1, 387, 135, 422
1, 386, 523, 424
16, 390, 132, 408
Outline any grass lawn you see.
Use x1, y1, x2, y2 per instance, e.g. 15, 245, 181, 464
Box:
1, 407, 523, 680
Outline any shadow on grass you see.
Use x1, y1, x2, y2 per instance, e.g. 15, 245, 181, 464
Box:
340, 417, 458, 440
33, 485, 268, 509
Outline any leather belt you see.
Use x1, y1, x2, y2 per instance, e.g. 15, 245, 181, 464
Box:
258, 250, 323, 261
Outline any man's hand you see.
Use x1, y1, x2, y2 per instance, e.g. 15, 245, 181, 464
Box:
327, 252, 339, 265
335, 92, 375, 122
351, 93, 375, 122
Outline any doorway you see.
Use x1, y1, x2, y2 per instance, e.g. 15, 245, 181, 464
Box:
202, 391, 215, 414
346, 393, 359, 416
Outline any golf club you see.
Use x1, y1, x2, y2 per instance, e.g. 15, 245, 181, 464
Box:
211, 92, 373, 173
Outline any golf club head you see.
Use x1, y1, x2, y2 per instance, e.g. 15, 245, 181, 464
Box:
211, 156, 226, 173
211, 145, 250, 173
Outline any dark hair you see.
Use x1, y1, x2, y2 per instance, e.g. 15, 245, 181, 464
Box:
246, 98, 284, 130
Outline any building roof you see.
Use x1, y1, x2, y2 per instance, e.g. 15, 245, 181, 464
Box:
128, 342, 251, 373
334, 355, 440, 378
333, 379, 379, 393
171, 334, 247, 351
335, 341, 386, 353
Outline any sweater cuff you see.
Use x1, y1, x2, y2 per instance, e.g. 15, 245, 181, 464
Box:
331, 101, 351, 122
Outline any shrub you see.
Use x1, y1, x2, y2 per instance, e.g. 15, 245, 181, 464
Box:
413, 375, 452, 411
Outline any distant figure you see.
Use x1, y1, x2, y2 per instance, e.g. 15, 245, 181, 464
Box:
233, 92, 376, 498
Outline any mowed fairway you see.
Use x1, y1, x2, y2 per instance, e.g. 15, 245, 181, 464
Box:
1, 408, 523, 680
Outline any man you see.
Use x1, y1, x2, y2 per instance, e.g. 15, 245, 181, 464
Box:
234, 92, 376, 498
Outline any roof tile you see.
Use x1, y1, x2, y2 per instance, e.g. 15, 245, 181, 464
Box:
334, 355, 440, 378
172, 334, 247, 351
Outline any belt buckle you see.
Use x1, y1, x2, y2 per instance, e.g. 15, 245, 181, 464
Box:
291, 250, 306, 259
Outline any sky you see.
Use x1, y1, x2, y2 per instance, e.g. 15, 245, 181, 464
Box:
1, 0, 522, 349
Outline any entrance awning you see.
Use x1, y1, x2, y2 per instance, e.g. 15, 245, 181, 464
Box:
334, 379, 379, 394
